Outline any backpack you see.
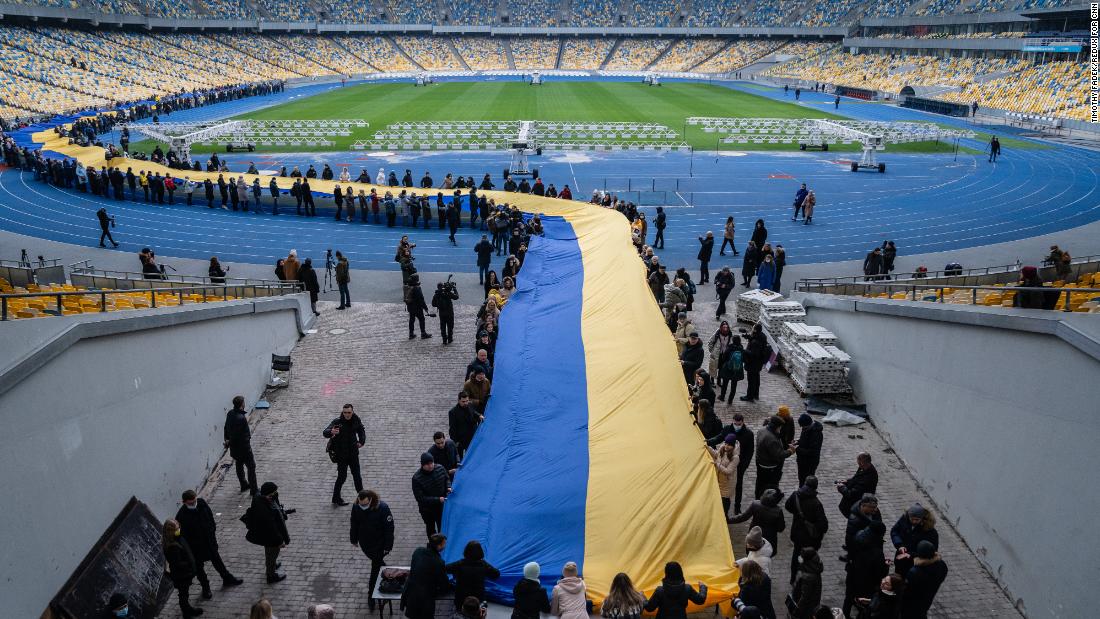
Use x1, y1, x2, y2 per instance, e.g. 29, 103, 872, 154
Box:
687, 281, 697, 295
722, 350, 745, 381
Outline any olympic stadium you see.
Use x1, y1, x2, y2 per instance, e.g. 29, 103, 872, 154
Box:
0, 1, 1097, 618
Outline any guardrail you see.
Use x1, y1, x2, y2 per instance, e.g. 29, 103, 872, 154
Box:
795, 255, 1100, 289
68, 264, 293, 289
1, 284, 301, 321
795, 281, 1100, 313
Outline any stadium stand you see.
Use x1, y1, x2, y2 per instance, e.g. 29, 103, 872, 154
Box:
603, 38, 671, 70
453, 37, 511, 70
393, 35, 463, 70
509, 37, 561, 69
388, 0, 438, 24
314, 0, 389, 23
441, 0, 496, 24
569, 0, 621, 26
256, 0, 317, 21
506, 0, 563, 26
0, 282, 252, 319
277, 35, 374, 75
621, 0, 681, 26
687, 0, 742, 27
692, 39, 787, 74
558, 37, 615, 69
649, 38, 727, 72
945, 60, 1090, 119
334, 35, 417, 72
796, 0, 865, 26
737, 0, 807, 26
862, 0, 920, 18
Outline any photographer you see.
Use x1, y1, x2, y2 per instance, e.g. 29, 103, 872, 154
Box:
335, 251, 351, 310
96, 207, 119, 248
431, 277, 459, 345
322, 403, 365, 506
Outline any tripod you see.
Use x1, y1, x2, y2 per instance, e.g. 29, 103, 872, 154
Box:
322, 250, 335, 293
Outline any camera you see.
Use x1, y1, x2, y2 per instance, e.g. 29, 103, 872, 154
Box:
441, 274, 458, 296
325, 248, 336, 269
284, 508, 296, 516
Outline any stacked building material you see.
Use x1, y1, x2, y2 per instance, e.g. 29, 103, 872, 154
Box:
786, 341, 853, 395
735, 288, 784, 323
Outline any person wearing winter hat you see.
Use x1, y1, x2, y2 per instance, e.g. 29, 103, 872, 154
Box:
843, 518, 888, 618
242, 481, 290, 583
513, 562, 551, 619
729, 488, 785, 557
784, 476, 828, 585
790, 548, 824, 619
550, 562, 588, 619
643, 562, 708, 619
774, 406, 795, 448
412, 453, 450, 538
900, 541, 948, 619
891, 503, 938, 576
795, 413, 824, 486
102, 592, 129, 618
735, 526, 773, 577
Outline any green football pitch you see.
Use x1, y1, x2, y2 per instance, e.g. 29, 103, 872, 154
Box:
213, 81, 970, 153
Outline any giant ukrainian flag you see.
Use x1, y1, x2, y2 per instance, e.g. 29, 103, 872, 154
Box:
31, 118, 740, 608
439, 201, 740, 609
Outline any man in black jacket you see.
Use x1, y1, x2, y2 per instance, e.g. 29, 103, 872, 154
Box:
431, 280, 459, 345
350, 489, 395, 611
412, 453, 450, 539
243, 481, 290, 583
448, 392, 481, 459
784, 476, 828, 585
795, 413, 824, 486
402, 534, 451, 619
323, 404, 367, 506
176, 489, 243, 598
224, 396, 257, 494
755, 415, 795, 499
836, 452, 879, 517
741, 323, 769, 402
653, 206, 666, 249
406, 274, 432, 339
707, 413, 754, 514
474, 235, 493, 284
680, 332, 704, 384
697, 232, 714, 284
96, 207, 119, 248
429, 432, 460, 477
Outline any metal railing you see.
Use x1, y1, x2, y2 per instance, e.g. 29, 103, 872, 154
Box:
68, 264, 296, 289
796, 281, 1100, 313
795, 254, 1100, 289
1, 284, 301, 321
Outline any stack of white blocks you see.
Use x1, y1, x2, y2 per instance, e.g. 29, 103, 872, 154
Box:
736, 288, 785, 323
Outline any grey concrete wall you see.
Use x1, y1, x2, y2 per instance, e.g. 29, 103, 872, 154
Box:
0, 298, 308, 618
793, 295, 1099, 619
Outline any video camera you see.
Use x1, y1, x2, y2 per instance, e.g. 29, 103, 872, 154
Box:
440, 274, 457, 297
325, 248, 336, 269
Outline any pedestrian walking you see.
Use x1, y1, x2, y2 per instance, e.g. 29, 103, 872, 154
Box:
714, 267, 735, 320
475, 235, 494, 284
989, 136, 1001, 162
323, 403, 366, 506
653, 206, 666, 249
742, 241, 759, 287
793, 184, 808, 221
412, 453, 450, 538
720, 216, 738, 256
242, 481, 291, 583
224, 395, 257, 494
96, 207, 119, 248
802, 191, 816, 224
350, 489, 395, 611
162, 519, 204, 616
448, 392, 482, 459
175, 490, 243, 599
